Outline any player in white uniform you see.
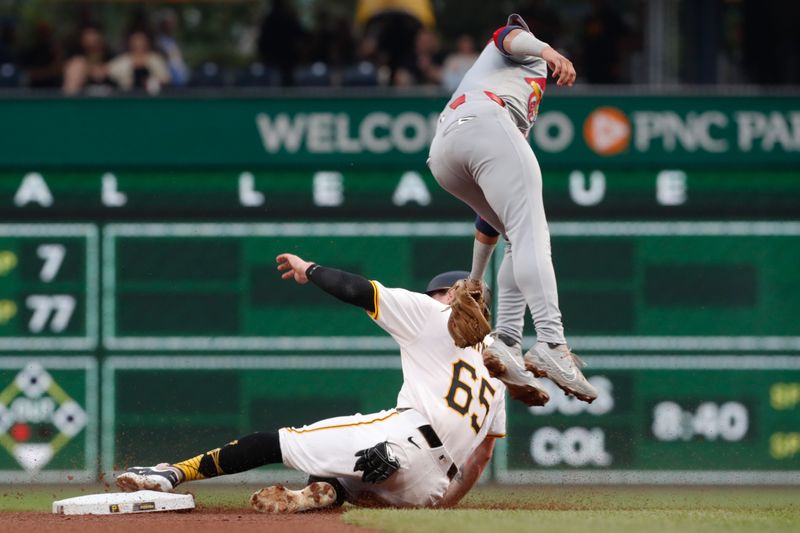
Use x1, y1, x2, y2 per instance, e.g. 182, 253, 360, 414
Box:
427, 14, 598, 403
117, 256, 506, 511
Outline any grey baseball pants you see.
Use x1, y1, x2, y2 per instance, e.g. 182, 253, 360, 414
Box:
428, 93, 566, 344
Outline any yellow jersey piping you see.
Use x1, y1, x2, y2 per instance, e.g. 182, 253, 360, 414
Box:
283, 410, 398, 434
367, 280, 380, 320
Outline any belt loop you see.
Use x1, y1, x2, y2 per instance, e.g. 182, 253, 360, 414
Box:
447, 463, 458, 480
416, 424, 458, 481
449, 94, 466, 110
484, 91, 506, 107
417, 425, 443, 448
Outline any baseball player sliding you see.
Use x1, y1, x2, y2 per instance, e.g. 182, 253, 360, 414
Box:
117, 254, 526, 511
428, 14, 598, 403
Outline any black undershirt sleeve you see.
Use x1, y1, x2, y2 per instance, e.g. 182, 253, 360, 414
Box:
305, 264, 376, 314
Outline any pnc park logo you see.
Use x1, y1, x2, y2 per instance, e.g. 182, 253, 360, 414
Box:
583, 106, 632, 156
0, 362, 87, 471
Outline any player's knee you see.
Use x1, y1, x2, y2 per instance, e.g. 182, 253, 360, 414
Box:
512, 265, 539, 293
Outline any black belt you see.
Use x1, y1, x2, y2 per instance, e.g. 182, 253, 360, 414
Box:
417, 424, 458, 480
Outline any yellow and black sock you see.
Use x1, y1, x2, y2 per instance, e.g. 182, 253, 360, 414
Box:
173, 431, 282, 482
173, 446, 221, 482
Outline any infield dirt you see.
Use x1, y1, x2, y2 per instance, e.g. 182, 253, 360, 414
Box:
3, 508, 376, 533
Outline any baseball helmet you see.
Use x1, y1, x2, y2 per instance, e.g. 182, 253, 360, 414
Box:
425, 271, 493, 307
425, 271, 470, 294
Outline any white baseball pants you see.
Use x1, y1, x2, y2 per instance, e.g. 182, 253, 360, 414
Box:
279, 408, 454, 508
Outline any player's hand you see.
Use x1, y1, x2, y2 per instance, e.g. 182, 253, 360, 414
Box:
542, 47, 576, 87
276, 253, 313, 284
354, 441, 400, 484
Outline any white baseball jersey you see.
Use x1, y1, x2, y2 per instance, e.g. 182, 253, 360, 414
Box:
452, 30, 548, 135
278, 282, 506, 508
368, 281, 506, 468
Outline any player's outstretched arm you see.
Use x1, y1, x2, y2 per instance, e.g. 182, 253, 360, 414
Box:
276, 253, 376, 313
502, 28, 576, 86
540, 46, 576, 87
276, 253, 314, 284
437, 436, 497, 508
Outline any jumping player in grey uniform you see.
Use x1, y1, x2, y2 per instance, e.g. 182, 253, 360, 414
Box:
427, 14, 598, 403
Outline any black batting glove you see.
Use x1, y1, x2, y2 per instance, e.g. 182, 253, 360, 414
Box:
353, 441, 400, 484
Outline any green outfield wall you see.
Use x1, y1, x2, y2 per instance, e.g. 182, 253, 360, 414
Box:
0, 95, 798, 168
0, 94, 797, 484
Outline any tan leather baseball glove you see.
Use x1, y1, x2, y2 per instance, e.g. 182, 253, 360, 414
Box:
447, 279, 491, 348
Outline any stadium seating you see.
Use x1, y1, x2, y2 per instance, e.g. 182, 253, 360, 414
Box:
294, 62, 331, 87
235, 63, 280, 87
341, 61, 379, 87
0, 63, 20, 88
189, 62, 226, 87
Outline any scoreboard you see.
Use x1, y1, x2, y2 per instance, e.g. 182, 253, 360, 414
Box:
500, 357, 800, 484
0, 225, 98, 351
3, 221, 798, 483
99, 355, 800, 485
0, 94, 798, 483
1, 168, 800, 219
2, 222, 796, 352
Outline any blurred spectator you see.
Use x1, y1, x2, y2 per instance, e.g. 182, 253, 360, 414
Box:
307, 10, 355, 68
517, 0, 563, 49
306, 8, 334, 64
155, 10, 188, 87
364, 11, 421, 85
742, 0, 800, 84
258, 0, 305, 86
331, 17, 357, 67
20, 22, 63, 88
62, 25, 115, 95
107, 31, 170, 93
354, 34, 387, 83
0, 18, 15, 65
441, 34, 478, 91
393, 67, 415, 87
356, 0, 435, 28
579, 0, 631, 84
407, 27, 444, 85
